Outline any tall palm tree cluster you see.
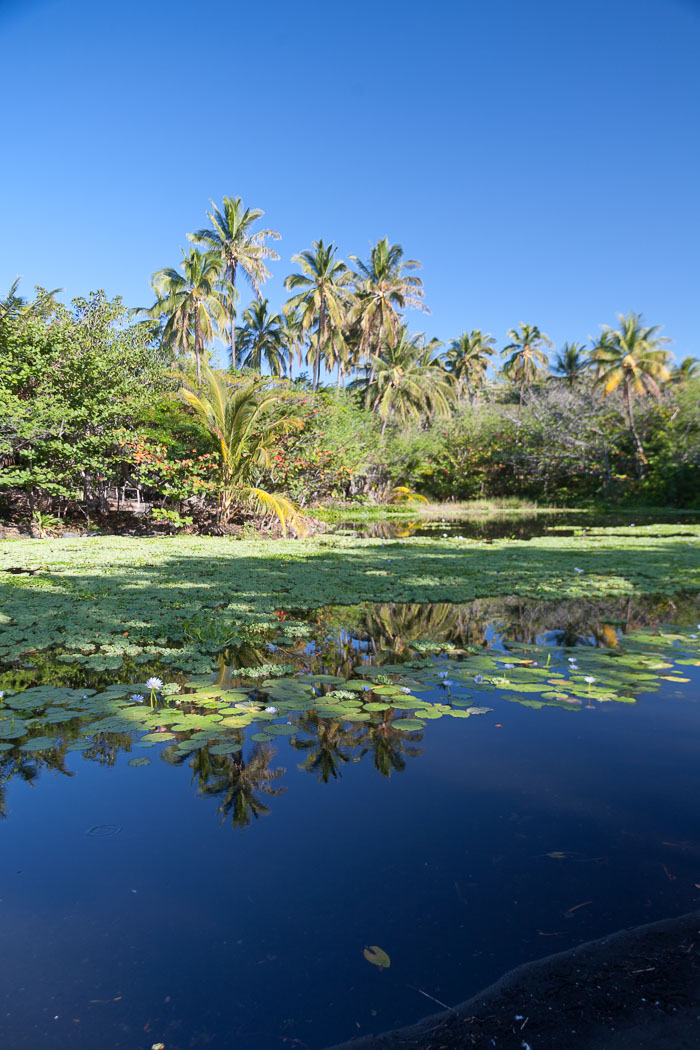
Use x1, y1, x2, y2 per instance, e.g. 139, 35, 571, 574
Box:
142, 195, 691, 467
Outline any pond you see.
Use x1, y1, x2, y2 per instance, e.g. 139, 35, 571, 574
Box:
1, 586, 700, 1050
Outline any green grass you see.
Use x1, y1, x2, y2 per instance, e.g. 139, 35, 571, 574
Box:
0, 522, 698, 673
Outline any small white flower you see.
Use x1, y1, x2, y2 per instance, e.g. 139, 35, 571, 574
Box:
574, 567, 584, 574
474, 674, 484, 684
131, 694, 145, 703
401, 687, 411, 694
503, 663, 515, 670
265, 706, 277, 714
438, 671, 449, 679
145, 677, 163, 690
442, 679, 454, 688
584, 676, 595, 685
568, 657, 578, 663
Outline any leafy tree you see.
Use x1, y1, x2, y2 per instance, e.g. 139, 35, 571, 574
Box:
284, 240, 354, 390
552, 341, 590, 386
188, 196, 280, 368
179, 365, 306, 532
444, 330, 497, 402
238, 299, 286, 376
349, 238, 426, 372
145, 249, 224, 380
591, 312, 672, 475
501, 323, 553, 407
0, 289, 169, 510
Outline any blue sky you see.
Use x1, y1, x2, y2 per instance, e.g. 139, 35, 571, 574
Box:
1, 0, 699, 366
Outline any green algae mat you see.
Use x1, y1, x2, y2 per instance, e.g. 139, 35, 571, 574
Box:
0, 524, 698, 673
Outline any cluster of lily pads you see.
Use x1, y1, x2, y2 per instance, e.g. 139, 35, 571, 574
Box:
0, 525, 698, 675
0, 621, 697, 768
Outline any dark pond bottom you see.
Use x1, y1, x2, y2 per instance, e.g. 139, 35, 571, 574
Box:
1, 599, 699, 1050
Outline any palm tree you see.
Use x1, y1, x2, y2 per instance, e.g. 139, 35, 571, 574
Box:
552, 342, 590, 386
501, 323, 553, 408
354, 327, 453, 437
180, 365, 306, 533
444, 330, 497, 402
590, 312, 672, 474
238, 299, 286, 376
279, 307, 306, 381
672, 356, 699, 383
349, 238, 427, 371
188, 196, 280, 369
145, 249, 224, 380
284, 240, 354, 390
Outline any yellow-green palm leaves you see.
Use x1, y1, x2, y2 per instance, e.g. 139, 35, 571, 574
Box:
189, 196, 280, 369
501, 323, 553, 407
591, 312, 672, 472
180, 366, 305, 534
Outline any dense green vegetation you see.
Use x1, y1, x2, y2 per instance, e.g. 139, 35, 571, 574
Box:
1, 196, 698, 534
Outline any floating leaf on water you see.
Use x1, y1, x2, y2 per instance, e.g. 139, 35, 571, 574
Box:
19, 736, 58, 751
363, 945, 390, 969
128, 756, 151, 767
362, 702, 392, 712
250, 731, 275, 742
266, 724, 297, 736
140, 732, 176, 743
392, 718, 425, 731
208, 742, 243, 755
0, 742, 14, 752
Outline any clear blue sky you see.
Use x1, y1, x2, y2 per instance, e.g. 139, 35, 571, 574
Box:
1, 0, 699, 365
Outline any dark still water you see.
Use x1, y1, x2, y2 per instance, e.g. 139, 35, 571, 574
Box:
1, 601, 700, 1050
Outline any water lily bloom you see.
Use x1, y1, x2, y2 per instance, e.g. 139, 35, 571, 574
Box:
473, 674, 484, 684
265, 706, 277, 714
438, 671, 449, 680
584, 676, 595, 685
574, 568, 584, 574
401, 687, 411, 694
145, 677, 163, 690
567, 657, 578, 663
131, 694, 145, 703
441, 679, 454, 688
362, 685, 371, 692
503, 664, 515, 670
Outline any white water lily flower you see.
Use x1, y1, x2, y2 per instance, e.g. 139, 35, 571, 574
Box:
584, 676, 595, 685
441, 679, 454, 688
131, 694, 145, 703
567, 657, 578, 663
574, 567, 584, 574
473, 674, 484, 684
145, 677, 163, 690
401, 687, 411, 694
265, 706, 277, 714
503, 664, 515, 670
438, 671, 449, 679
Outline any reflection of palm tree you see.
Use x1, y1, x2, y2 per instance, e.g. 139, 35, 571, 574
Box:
358, 715, 423, 778
291, 714, 362, 782
194, 744, 286, 828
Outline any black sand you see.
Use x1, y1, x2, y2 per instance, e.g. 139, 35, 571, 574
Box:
325, 911, 700, 1049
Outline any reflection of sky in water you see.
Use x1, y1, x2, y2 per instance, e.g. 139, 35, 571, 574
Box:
0, 603, 698, 1050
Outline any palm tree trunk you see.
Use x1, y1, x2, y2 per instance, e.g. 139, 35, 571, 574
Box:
194, 310, 202, 381
625, 380, 646, 477
230, 263, 237, 369
315, 302, 325, 392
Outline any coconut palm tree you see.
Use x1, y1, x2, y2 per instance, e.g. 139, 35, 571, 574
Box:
590, 312, 672, 474
188, 196, 280, 369
145, 249, 224, 380
349, 238, 427, 371
354, 327, 453, 437
501, 323, 553, 408
284, 240, 355, 390
279, 307, 306, 380
180, 365, 306, 533
238, 299, 286, 376
444, 330, 497, 402
672, 356, 699, 383
552, 342, 590, 386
